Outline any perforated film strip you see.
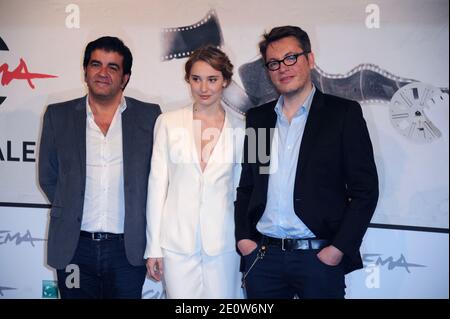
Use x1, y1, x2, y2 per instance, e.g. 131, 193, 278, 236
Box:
161, 10, 223, 61
238, 58, 449, 110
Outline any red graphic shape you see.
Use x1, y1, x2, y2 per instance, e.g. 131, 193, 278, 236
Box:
0, 58, 57, 89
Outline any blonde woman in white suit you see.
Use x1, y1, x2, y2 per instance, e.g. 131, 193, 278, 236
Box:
144, 45, 245, 298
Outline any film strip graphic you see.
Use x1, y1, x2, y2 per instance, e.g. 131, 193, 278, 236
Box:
160, 10, 254, 115
312, 63, 449, 104
161, 10, 223, 61
239, 58, 449, 108
161, 11, 448, 115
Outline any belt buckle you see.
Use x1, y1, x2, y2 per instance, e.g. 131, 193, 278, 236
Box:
282, 238, 290, 251
91, 233, 102, 241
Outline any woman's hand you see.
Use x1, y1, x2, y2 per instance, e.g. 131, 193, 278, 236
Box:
146, 257, 164, 281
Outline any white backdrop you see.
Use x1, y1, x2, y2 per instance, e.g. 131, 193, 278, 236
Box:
0, 0, 448, 298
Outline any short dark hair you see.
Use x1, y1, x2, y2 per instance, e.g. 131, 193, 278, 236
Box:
83, 36, 133, 88
259, 26, 311, 61
184, 45, 233, 86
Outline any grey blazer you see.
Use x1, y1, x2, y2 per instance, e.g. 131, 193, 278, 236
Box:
39, 96, 161, 269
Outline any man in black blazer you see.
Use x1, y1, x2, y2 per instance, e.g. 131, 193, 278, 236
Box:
39, 36, 161, 298
235, 26, 378, 298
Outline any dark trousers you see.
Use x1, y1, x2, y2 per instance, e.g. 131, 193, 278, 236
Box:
56, 236, 146, 299
242, 245, 346, 299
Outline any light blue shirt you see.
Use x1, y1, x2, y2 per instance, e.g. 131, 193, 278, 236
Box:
256, 87, 316, 239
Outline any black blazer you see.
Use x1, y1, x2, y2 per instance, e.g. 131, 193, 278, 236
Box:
39, 96, 161, 269
234, 90, 378, 273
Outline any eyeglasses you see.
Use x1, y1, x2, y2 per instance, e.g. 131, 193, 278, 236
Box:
265, 51, 310, 71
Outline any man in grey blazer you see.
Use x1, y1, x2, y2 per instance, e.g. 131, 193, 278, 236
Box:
39, 36, 161, 298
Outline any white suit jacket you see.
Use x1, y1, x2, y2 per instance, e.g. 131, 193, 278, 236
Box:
144, 106, 245, 258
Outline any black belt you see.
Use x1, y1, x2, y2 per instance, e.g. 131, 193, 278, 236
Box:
80, 231, 124, 241
261, 236, 330, 251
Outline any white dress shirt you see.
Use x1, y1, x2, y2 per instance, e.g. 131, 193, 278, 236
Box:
257, 87, 316, 239
81, 98, 127, 234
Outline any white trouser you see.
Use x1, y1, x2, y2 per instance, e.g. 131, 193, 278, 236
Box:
162, 247, 243, 299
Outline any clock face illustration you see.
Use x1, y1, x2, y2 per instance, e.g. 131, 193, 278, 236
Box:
390, 82, 443, 144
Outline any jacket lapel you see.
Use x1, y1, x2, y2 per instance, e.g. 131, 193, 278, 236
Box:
74, 96, 87, 181
296, 90, 324, 181
258, 102, 277, 201
186, 107, 202, 174
259, 101, 277, 166
122, 97, 136, 195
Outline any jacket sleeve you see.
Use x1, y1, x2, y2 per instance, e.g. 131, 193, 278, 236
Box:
332, 101, 379, 257
144, 115, 169, 259
38, 105, 58, 204
234, 112, 255, 242
232, 120, 246, 202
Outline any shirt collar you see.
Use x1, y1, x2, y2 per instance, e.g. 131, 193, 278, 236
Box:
274, 85, 316, 119
86, 96, 127, 118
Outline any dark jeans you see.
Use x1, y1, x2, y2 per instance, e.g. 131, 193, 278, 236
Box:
56, 235, 146, 299
243, 245, 346, 299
